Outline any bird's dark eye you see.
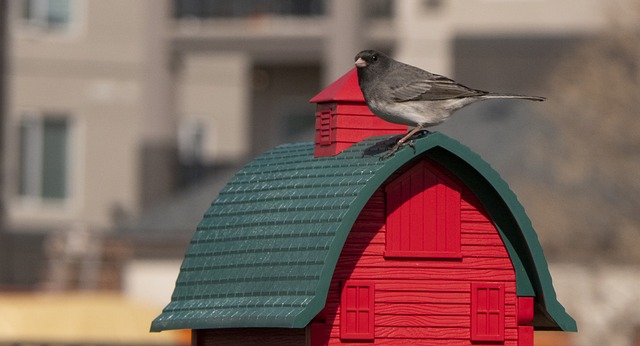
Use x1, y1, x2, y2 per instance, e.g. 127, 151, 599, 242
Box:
372, 54, 378, 62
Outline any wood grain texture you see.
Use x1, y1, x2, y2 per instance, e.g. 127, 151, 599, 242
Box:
326, 339, 520, 346
315, 159, 522, 345
385, 161, 462, 257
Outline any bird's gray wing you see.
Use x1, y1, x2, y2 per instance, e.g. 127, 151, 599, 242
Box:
391, 75, 487, 102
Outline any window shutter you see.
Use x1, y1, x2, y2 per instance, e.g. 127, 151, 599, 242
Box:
340, 281, 374, 341
471, 283, 505, 342
385, 160, 461, 258
318, 109, 333, 146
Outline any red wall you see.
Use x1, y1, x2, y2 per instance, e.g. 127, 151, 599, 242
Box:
315, 159, 522, 345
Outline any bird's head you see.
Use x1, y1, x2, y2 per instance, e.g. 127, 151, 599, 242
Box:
354, 50, 387, 69
354, 50, 391, 86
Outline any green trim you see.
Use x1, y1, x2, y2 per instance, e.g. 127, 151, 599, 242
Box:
324, 133, 575, 331
415, 136, 576, 331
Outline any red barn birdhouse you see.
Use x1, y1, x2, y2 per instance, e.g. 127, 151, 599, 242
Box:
152, 70, 576, 345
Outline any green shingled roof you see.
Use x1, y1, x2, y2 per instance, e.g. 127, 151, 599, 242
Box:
150, 132, 576, 333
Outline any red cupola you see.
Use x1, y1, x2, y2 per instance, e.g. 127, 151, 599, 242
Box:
310, 68, 407, 157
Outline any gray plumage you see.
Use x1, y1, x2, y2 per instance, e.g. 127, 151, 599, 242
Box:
354, 49, 545, 158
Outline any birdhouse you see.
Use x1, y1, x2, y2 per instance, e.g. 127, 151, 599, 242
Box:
151, 69, 576, 345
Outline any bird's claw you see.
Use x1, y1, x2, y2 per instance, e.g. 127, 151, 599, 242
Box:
379, 140, 416, 160
380, 147, 398, 160
406, 140, 416, 153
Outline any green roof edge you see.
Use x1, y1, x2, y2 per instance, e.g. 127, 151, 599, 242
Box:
296, 132, 575, 332
422, 135, 576, 332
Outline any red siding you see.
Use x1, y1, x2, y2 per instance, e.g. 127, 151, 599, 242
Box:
317, 159, 519, 345
517, 297, 535, 346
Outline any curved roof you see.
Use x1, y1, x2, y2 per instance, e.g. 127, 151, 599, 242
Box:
151, 132, 576, 332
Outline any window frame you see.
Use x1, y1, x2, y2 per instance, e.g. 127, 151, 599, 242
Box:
20, 0, 71, 30
15, 0, 83, 38
340, 280, 375, 341
17, 112, 73, 204
471, 282, 506, 342
318, 108, 333, 146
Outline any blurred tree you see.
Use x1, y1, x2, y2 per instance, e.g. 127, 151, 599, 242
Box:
524, 0, 640, 262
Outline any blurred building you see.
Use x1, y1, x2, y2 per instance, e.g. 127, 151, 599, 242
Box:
0, 0, 617, 344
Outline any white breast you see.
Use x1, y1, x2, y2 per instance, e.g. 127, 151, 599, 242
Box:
367, 99, 455, 127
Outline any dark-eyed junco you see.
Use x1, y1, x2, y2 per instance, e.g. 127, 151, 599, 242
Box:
354, 49, 545, 158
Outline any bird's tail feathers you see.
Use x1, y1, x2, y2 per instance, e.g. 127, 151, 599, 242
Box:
483, 92, 546, 102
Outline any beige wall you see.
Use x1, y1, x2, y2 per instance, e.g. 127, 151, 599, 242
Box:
393, 0, 606, 76
177, 52, 250, 162
5, 0, 169, 230
2, 0, 610, 233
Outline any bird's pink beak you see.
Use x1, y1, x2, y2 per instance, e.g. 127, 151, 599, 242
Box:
355, 58, 367, 68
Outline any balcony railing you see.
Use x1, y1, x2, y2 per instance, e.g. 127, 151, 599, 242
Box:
174, 0, 391, 19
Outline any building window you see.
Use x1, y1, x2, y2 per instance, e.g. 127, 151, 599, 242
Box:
385, 160, 462, 258
19, 0, 72, 32
174, 0, 325, 19
19, 115, 71, 200
178, 118, 206, 187
178, 119, 205, 165
340, 280, 374, 341
471, 283, 505, 342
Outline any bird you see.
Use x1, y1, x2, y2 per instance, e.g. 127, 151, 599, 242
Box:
354, 49, 545, 159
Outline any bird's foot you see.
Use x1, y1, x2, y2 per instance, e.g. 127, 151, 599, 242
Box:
380, 145, 399, 160
406, 140, 416, 153
380, 140, 416, 160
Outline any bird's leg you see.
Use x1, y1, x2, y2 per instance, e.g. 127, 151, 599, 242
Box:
382, 125, 425, 160
403, 129, 431, 154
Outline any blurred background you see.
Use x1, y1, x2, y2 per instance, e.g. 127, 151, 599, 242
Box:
0, 0, 639, 345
